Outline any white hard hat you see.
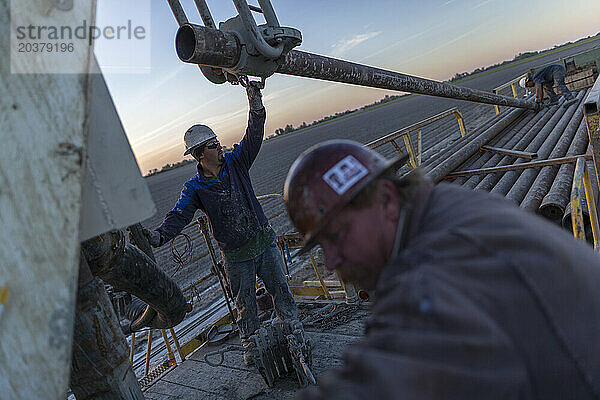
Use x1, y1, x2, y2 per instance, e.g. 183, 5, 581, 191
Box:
183, 124, 216, 156
519, 77, 527, 88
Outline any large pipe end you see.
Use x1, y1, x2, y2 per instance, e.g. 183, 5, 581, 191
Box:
176, 24, 241, 68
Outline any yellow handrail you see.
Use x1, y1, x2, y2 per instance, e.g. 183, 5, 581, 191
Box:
570, 157, 600, 250
367, 107, 467, 169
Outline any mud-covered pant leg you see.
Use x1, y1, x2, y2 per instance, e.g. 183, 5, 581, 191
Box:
257, 242, 298, 322
224, 258, 259, 342
552, 66, 574, 100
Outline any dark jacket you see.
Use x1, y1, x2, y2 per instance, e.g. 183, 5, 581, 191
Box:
300, 182, 600, 399
533, 64, 565, 85
156, 109, 269, 251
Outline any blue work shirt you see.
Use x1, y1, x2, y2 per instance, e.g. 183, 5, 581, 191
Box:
156, 108, 269, 252
532, 64, 565, 85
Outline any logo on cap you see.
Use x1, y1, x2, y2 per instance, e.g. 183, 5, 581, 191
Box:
322, 156, 368, 195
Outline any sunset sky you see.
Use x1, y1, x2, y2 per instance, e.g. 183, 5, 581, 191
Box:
95, 0, 600, 174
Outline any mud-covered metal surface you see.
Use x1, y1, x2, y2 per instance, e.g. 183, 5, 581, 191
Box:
277, 50, 536, 109
143, 301, 370, 400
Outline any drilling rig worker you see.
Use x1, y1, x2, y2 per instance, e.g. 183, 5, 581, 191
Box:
146, 82, 298, 365
524, 64, 577, 109
285, 140, 600, 400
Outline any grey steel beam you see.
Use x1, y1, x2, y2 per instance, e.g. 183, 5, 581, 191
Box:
277, 50, 537, 109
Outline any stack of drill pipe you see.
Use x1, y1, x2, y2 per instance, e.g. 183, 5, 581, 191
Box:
506, 90, 587, 205
461, 109, 548, 189
452, 110, 540, 187
562, 144, 599, 239
421, 108, 512, 172
427, 108, 525, 183
473, 106, 558, 192
520, 93, 587, 212
418, 110, 506, 168
451, 111, 536, 185
487, 100, 570, 195
539, 118, 589, 220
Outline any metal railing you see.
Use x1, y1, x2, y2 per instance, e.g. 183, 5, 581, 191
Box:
573, 75, 600, 250
367, 107, 467, 169
570, 157, 600, 250
492, 73, 532, 115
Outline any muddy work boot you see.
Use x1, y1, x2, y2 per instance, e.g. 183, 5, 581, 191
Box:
242, 340, 256, 366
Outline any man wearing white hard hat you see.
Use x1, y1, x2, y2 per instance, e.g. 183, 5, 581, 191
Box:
520, 64, 577, 109
146, 82, 297, 365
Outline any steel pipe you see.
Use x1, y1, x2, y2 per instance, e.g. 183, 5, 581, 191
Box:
82, 231, 188, 332
176, 24, 241, 68
175, 24, 537, 108
427, 108, 525, 182
457, 112, 540, 187
539, 119, 589, 220
194, 0, 216, 28
506, 92, 585, 204
278, 50, 538, 109
167, 0, 188, 25
232, 0, 283, 58
475, 107, 556, 192
520, 96, 585, 211
480, 146, 538, 159
489, 101, 569, 195
446, 155, 591, 178
257, 0, 280, 27
562, 146, 599, 238
70, 256, 144, 399
422, 108, 513, 173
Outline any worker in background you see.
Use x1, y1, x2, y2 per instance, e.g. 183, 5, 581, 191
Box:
284, 140, 600, 399
145, 82, 298, 366
521, 64, 578, 109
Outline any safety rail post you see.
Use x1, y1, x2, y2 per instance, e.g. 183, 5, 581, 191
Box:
571, 157, 600, 250
583, 74, 600, 188
169, 327, 186, 362
453, 109, 468, 137
308, 252, 332, 299
145, 329, 153, 377
492, 73, 529, 114
161, 329, 177, 365
130, 332, 136, 365
402, 136, 418, 169
511, 83, 518, 99
417, 129, 423, 166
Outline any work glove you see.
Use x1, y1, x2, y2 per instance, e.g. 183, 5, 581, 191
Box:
246, 81, 264, 111
143, 228, 162, 248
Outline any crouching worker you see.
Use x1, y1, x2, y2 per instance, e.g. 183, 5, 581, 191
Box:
284, 140, 600, 399
523, 64, 577, 109
145, 82, 297, 365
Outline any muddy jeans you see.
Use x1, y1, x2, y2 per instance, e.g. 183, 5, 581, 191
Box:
223, 242, 298, 342
544, 65, 574, 102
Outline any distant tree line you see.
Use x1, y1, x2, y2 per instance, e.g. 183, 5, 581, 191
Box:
449, 32, 600, 82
